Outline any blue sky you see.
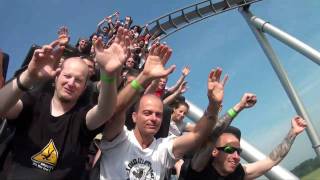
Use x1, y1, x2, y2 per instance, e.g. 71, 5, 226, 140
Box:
1, 0, 320, 171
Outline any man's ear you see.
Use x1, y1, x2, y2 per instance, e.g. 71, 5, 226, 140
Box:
132, 112, 137, 123
212, 148, 219, 158
54, 68, 61, 81
55, 67, 61, 76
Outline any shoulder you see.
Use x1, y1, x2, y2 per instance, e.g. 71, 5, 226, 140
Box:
100, 127, 130, 151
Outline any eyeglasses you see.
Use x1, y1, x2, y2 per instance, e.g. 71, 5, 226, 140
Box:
216, 146, 242, 155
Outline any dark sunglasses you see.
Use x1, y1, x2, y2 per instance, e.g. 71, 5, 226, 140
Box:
216, 146, 242, 155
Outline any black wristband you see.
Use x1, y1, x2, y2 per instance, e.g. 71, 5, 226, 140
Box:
16, 73, 32, 92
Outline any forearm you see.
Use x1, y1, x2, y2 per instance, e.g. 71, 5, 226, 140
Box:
210, 111, 234, 142
97, 70, 118, 117
116, 73, 150, 113
173, 103, 219, 159
191, 142, 214, 172
268, 128, 297, 165
144, 79, 159, 94
97, 19, 105, 28
163, 91, 179, 105
168, 74, 185, 93
0, 70, 35, 116
243, 131, 296, 180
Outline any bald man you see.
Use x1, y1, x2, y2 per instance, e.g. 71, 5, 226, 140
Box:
0, 27, 131, 179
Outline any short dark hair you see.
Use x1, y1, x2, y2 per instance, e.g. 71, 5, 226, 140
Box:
134, 94, 162, 112
173, 101, 189, 111
221, 126, 241, 141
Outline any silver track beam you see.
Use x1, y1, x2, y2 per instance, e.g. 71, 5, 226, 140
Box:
240, 6, 320, 157
247, 12, 320, 66
145, 0, 262, 42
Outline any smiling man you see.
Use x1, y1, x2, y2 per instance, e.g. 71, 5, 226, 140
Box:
180, 116, 307, 180
99, 42, 227, 180
0, 27, 130, 179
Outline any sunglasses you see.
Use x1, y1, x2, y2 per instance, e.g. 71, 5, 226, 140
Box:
216, 146, 242, 155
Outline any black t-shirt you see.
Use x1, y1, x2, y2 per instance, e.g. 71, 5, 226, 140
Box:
6, 90, 99, 180
180, 158, 245, 180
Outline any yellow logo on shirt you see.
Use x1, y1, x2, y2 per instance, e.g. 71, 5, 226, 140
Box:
31, 139, 59, 172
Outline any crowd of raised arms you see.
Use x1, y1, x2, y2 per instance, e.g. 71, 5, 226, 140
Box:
0, 12, 307, 180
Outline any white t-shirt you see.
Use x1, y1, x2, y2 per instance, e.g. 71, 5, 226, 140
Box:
100, 127, 176, 180
168, 121, 187, 137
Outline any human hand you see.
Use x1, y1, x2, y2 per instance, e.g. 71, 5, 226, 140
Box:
182, 66, 190, 76
207, 68, 228, 105
236, 93, 257, 111
27, 40, 64, 81
142, 43, 176, 80
291, 116, 307, 135
57, 26, 70, 45
94, 27, 130, 74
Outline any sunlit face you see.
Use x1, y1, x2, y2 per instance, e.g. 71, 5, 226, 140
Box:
55, 58, 88, 103
212, 133, 241, 176
171, 104, 189, 123
78, 39, 88, 51
103, 27, 109, 33
91, 35, 98, 43
157, 78, 167, 90
133, 95, 163, 137
125, 57, 135, 68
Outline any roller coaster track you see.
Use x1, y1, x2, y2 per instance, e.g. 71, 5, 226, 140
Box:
146, 0, 262, 41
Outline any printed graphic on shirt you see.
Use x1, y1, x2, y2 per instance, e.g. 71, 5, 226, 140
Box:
126, 158, 155, 180
31, 139, 59, 172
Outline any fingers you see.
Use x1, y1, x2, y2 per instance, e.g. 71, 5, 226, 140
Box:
162, 65, 176, 77
221, 74, 228, 87
208, 69, 216, 82
293, 116, 307, 127
161, 47, 172, 65
95, 37, 104, 52
52, 45, 64, 62
114, 27, 124, 44
208, 67, 223, 82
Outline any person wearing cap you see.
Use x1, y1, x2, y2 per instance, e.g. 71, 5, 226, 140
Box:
179, 116, 307, 180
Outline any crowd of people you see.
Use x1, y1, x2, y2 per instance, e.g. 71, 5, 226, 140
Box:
0, 12, 307, 180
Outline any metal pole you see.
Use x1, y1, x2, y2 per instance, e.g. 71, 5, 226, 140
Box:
245, 8, 320, 66
185, 100, 299, 179
240, 7, 320, 157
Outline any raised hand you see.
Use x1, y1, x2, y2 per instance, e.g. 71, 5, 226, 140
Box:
178, 81, 187, 94
207, 68, 228, 105
57, 26, 70, 45
27, 40, 64, 81
182, 66, 190, 76
142, 43, 176, 80
95, 27, 130, 74
291, 116, 307, 135
239, 93, 257, 109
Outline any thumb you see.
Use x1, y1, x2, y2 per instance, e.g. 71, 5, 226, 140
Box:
162, 65, 176, 77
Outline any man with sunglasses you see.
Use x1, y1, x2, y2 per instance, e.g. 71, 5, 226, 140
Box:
180, 116, 307, 180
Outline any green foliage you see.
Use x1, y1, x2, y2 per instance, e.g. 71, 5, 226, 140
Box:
291, 157, 320, 177
301, 168, 320, 180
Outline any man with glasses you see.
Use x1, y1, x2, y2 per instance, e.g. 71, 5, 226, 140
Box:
179, 116, 307, 180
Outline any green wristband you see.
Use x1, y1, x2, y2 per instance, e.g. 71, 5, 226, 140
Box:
131, 80, 143, 91
101, 74, 115, 84
227, 108, 237, 118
